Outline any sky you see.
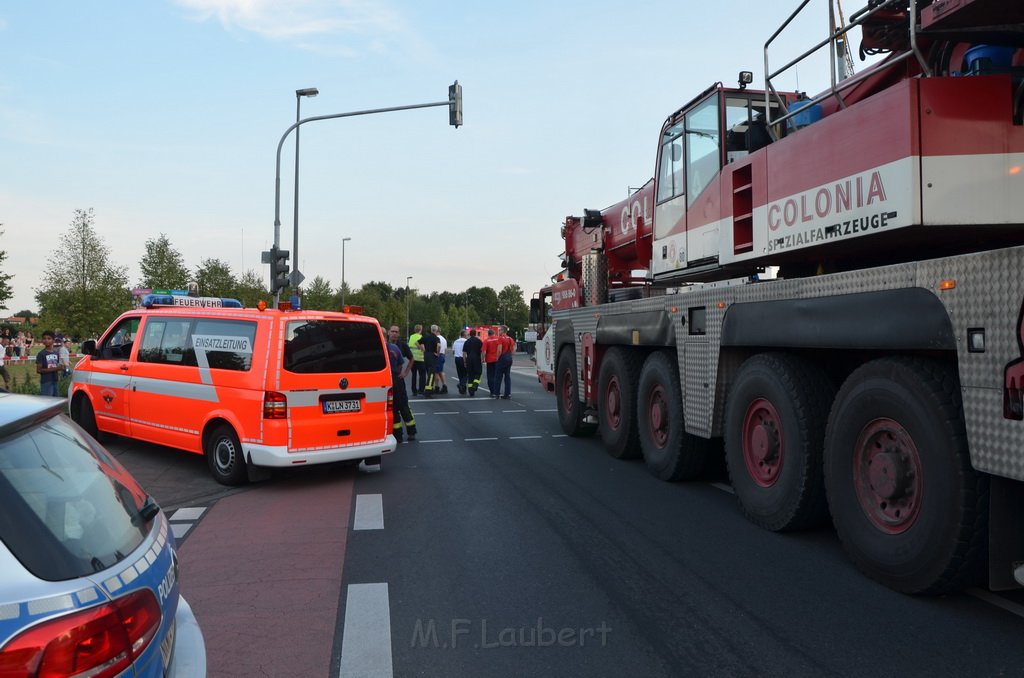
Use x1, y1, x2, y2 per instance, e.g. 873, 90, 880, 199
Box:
0, 1, 841, 314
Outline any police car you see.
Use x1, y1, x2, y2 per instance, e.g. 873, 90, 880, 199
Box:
0, 393, 205, 677
70, 293, 396, 485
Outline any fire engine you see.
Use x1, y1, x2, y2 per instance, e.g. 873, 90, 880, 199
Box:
533, 0, 1024, 594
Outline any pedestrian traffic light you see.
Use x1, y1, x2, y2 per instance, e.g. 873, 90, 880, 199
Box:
269, 245, 290, 294
449, 80, 462, 128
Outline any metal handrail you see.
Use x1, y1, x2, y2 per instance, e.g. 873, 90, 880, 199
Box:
764, 0, 931, 134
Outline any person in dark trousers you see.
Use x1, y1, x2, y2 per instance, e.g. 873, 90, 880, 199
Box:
408, 324, 425, 395
495, 325, 515, 399
482, 329, 501, 397
387, 325, 417, 441
418, 324, 441, 397
463, 329, 484, 396
452, 329, 468, 395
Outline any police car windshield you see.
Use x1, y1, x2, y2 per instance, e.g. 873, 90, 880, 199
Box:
284, 320, 386, 374
0, 415, 151, 581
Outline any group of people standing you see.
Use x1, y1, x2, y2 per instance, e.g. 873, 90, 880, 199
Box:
385, 323, 518, 442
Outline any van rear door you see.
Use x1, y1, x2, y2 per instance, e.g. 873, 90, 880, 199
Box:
278, 316, 391, 451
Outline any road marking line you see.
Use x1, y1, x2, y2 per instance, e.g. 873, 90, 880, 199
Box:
420, 439, 453, 444
502, 409, 527, 413
170, 524, 192, 540
967, 588, 1024, 620
551, 434, 568, 438
468, 411, 493, 414
339, 583, 393, 678
170, 507, 206, 521
434, 411, 459, 415
465, 437, 499, 442
353, 494, 384, 531
709, 482, 735, 495
535, 409, 557, 412
509, 435, 543, 440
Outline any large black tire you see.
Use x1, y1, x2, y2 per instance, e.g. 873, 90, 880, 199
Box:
597, 347, 642, 460
70, 393, 101, 441
205, 424, 249, 486
555, 347, 595, 437
824, 357, 987, 594
724, 353, 834, 532
638, 350, 710, 480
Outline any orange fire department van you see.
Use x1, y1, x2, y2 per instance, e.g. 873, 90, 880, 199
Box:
69, 293, 396, 485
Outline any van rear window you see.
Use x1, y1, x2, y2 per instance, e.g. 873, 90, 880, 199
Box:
284, 320, 386, 374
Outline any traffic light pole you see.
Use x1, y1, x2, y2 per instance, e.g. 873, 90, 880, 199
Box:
269, 82, 462, 305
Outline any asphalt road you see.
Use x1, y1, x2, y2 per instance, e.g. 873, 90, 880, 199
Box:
107, 357, 1024, 677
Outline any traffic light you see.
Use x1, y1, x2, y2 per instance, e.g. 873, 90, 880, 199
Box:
269, 245, 290, 294
449, 80, 462, 128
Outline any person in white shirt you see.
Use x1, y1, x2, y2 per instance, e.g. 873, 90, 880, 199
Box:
55, 337, 71, 377
433, 327, 449, 394
452, 330, 468, 395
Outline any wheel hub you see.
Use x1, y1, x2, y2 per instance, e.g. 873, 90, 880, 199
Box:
854, 419, 923, 534
648, 386, 668, 447
742, 398, 783, 487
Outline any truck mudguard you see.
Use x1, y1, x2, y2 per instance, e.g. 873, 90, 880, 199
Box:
720, 288, 956, 350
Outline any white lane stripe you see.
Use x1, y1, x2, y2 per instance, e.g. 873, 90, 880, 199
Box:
466, 437, 498, 441
535, 409, 557, 412
502, 409, 527, 413
170, 524, 192, 540
509, 435, 542, 440
420, 439, 453, 444
468, 411, 494, 414
710, 482, 735, 495
171, 507, 206, 521
353, 494, 384, 531
435, 411, 458, 415
967, 588, 1024, 620
551, 434, 568, 438
339, 583, 393, 678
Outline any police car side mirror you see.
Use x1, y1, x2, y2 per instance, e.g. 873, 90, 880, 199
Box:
82, 340, 98, 357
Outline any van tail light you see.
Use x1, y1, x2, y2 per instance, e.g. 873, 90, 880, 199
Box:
0, 589, 162, 678
263, 391, 288, 419
387, 387, 394, 429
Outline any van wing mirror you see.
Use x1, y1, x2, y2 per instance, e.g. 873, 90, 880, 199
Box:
82, 339, 98, 357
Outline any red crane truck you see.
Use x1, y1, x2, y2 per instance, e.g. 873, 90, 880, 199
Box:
533, 0, 1024, 594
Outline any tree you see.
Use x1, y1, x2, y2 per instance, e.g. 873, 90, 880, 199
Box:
138, 233, 190, 290
498, 284, 529, 338
0, 227, 13, 310
301, 276, 335, 310
35, 209, 130, 338
234, 269, 268, 308
195, 258, 236, 298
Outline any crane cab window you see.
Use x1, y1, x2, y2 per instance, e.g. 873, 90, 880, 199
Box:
657, 121, 685, 204
685, 97, 721, 208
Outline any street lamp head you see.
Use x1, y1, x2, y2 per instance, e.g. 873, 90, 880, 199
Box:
296, 87, 319, 98
343, 237, 352, 244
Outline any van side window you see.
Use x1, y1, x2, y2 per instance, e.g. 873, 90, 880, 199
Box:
99, 317, 141, 361
284, 320, 386, 374
138, 319, 196, 366
191, 319, 257, 372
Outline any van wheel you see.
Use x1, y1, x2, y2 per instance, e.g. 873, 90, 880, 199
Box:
206, 424, 248, 486
70, 394, 101, 441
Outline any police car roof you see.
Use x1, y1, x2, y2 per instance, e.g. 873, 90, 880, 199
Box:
0, 393, 67, 439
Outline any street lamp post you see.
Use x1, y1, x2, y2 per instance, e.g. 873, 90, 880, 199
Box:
293, 87, 318, 294
270, 82, 463, 305
406, 276, 413, 338
341, 237, 351, 307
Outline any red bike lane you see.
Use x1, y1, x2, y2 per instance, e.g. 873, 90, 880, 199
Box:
176, 470, 354, 677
